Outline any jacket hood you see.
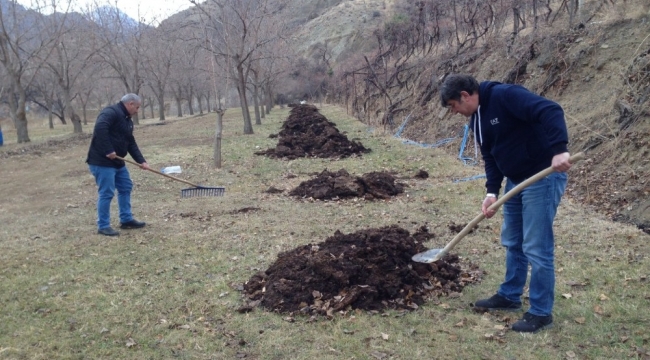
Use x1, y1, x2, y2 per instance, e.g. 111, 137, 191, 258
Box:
477, 81, 501, 108
470, 81, 502, 155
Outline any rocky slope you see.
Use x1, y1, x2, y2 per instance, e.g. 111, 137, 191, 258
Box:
292, 0, 650, 232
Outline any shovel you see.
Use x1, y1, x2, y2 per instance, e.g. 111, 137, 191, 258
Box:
412, 152, 585, 263
116, 156, 225, 197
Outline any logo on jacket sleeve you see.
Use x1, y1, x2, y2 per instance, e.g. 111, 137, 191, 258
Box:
490, 118, 499, 125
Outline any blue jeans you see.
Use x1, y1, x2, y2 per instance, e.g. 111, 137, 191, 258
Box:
497, 172, 567, 316
89, 165, 134, 230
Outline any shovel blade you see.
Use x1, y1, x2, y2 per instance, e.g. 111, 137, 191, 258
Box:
411, 249, 443, 263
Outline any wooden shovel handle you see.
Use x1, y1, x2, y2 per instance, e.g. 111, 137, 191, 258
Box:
434, 152, 586, 261
115, 156, 201, 188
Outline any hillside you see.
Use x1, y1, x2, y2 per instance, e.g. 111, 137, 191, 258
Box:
289, 0, 650, 233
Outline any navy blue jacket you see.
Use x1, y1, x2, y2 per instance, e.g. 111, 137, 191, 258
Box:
469, 81, 568, 194
86, 102, 146, 168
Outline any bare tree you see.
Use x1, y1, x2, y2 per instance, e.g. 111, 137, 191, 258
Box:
87, 4, 148, 123
191, 0, 289, 135
29, 71, 62, 128
0, 0, 63, 143
141, 25, 178, 121
41, 10, 98, 134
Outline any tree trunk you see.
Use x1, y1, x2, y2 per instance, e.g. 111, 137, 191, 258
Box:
187, 89, 195, 115
176, 97, 183, 117
260, 91, 265, 119
81, 102, 88, 125
237, 79, 253, 135
157, 94, 166, 121
72, 113, 82, 133
252, 84, 261, 125
141, 95, 146, 120
9, 83, 30, 143
236, 65, 253, 134
214, 108, 225, 168
62, 87, 82, 134
265, 83, 273, 114
149, 97, 155, 119
47, 97, 54, 130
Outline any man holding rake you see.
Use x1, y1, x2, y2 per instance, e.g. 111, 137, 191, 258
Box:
86, 93, 149, 237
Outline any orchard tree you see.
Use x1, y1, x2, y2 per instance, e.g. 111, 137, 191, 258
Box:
0, 0, 64, 143
191, 0, 290, 134
87, 4, 149, 123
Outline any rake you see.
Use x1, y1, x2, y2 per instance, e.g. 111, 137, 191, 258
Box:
116, 156, 225, 197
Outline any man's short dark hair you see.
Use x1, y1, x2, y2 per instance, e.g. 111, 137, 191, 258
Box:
439, 74, 479, 107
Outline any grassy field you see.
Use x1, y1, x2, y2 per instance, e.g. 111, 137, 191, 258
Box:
0, 105, 648, 359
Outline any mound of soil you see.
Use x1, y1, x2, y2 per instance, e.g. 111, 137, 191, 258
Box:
241, 225, 483, 315
255, 104, 370, 159
289, 168, 405, 200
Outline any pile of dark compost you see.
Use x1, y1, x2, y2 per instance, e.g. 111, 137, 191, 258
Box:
241, 225, 482, 315
289, 168, 405, 200
254, 104, 370, 159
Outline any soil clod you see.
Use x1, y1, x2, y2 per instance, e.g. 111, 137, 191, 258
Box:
255, 104, 370, 159
242, 225, 483, 315
289, 169, 405, 200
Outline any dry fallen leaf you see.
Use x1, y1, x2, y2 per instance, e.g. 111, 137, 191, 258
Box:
593, 305, 604, 315
562, 293, 573, 299
621, 336, 630, 343
126, 338, 136, 348
574, 317, 586, 324
566, 350, 576, 358
381, 333, 389, 341
599, 294, 609, 301
370, 351, 388, 360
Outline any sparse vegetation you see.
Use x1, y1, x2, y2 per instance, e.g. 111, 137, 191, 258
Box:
0, 106, 647, 359
1, 0, 649, 358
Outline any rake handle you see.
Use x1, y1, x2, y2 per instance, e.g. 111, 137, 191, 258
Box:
433, 152, 585, 261
115, 156, 201, 188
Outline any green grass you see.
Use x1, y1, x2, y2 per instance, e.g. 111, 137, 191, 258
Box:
0, 104, 648, 359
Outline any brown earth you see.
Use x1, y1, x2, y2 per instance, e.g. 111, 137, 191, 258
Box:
240, 225, 483, 315
245, 109, 481, 315
254, 104, 370, 159
288, 168, 405, 200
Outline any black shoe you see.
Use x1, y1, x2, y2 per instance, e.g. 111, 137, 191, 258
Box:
98, 227, 120, 236
511, 312, 553, 333
120, 219, 146, 229
474, 293, 522, 311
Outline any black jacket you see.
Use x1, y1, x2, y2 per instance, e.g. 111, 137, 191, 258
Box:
86, 102, 146, 168
469, 81, 569, 194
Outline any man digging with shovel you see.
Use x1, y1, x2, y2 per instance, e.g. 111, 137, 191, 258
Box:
440, 74, 574, 333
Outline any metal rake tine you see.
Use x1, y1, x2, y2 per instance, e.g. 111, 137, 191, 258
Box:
180, 187, 226, 197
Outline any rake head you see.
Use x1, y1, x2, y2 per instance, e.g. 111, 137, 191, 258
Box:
181, 186, 226, 198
